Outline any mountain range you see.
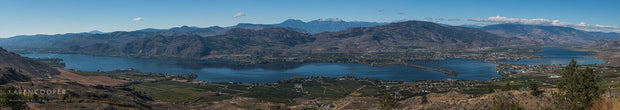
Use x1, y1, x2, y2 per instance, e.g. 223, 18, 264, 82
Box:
1, 19, 619, 59
481, 24, 616, 45
294, 21, 511, 53
59, 21, 513, 59
0, 19, 385, 49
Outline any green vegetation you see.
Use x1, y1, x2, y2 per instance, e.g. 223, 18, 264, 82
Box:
0, 86, 28, 110
502, 82, 515, 91
486, 85, 495, 93
32, 58, 65, 68
529, 82, 542, 96
242, 87, 302, 105
30, 59, 617, 109
554, 59, 603, 110
379, 93, 396, 110
421, 95, 428, 104
70, 69, 199, 83
129, 81, 203, 103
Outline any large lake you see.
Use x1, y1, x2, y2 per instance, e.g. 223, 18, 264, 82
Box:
20, 48, 603, 82
499, 48, 606, 65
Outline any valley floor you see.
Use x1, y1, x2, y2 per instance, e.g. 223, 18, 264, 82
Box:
2, 46, 619, 109
12, 63, 618, 109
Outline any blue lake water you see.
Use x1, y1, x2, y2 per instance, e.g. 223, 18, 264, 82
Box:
499, 48, 606, 65
21, 54, 499, 82
19, 48, 604, 82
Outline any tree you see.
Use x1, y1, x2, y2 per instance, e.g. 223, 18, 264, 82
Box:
502, 82, 514, 91
486, 86, 495, 93
554, 59, 602, 110
529, 83, 542, 96
379, 93, 396, 110
421, 95, 428, 104
186, 73, 198, 82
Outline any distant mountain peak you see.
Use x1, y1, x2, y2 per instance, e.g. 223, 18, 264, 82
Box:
236, 23, 257, 26
316, 18, 343, 22
169, 25, 199, 31
87, 30, 104, 34
206, 26, 224, 29
281, 19, 305, 23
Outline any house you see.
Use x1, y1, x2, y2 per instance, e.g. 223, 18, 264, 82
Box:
294, 84, 303, 89
549, 75, 561, 78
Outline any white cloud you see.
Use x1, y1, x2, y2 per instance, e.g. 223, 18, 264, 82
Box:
133, 17, 143, 21
594, 24, 620, 29
233, 13, 245, 18
469, 16, 566, 26
447, 18, 460, 21
469, 15, 620, 32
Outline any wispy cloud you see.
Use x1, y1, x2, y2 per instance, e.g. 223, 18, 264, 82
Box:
447, 18, 460, 21
424, 17, 433, 21
435, 18, 444, 22
233, 13, 245, 18
469, 15, 620, 32
423, 17, 448, 22
133, 17, 143, 21
593, 24, 620, 29
397, 12, 405, 15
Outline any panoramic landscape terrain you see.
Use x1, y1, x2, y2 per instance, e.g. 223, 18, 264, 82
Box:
1, 0, 620, 109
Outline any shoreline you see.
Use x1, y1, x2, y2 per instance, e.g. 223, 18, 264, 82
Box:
564, 47, 619, 66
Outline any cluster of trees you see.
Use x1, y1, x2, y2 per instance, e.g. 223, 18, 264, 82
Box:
554, 59, 602, 109
492, 59, 602, 109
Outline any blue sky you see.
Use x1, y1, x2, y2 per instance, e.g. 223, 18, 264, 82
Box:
1, 0, 619, 38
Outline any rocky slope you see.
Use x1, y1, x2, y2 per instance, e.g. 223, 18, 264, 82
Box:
204, 28, 315, 56
59, 26, 227, 48
397, 90, 554, 109
0, 67, 30, 85
0, 49, 171, 109
0, 47, 59, 77
482, 24, 594, 45
587, 40, 620, 49
122, 35, 210, 59
297, 21, 511, 53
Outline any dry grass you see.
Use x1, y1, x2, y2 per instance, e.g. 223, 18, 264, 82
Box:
592, 97, 620, 110
56, 68, 127, 86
